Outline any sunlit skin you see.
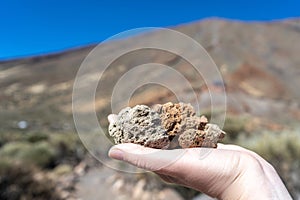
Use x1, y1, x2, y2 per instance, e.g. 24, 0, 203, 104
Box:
108, 114, 292, 200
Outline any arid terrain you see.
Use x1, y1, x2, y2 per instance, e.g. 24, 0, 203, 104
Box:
0, 18, 300, 199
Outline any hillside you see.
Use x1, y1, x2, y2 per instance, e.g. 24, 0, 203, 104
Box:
1, 18, 300, 131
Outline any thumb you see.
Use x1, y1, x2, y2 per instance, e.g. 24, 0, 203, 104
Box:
108, 143, 187, 173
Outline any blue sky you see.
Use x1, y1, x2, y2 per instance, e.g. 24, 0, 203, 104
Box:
0, 0, 299, 60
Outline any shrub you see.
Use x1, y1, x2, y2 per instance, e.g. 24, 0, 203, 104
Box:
0, 132, 23, 147
0, 131, 48, 147
245, 131, 300, 165
0, 141, 56, 168
0, 132, 86, 169
222, 115, 249, 140
0, 159, 60, 200
49, 132, 85, 165
24, 132, 49, 143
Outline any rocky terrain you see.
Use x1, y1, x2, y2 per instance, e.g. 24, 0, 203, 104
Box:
1, 18, 300, 199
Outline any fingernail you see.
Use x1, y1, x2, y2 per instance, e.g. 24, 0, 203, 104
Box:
108, 148, 124, 161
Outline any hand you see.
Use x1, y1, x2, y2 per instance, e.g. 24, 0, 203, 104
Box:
107, 115, 292, 200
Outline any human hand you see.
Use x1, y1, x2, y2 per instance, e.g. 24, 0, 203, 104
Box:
107, 115, 292, 200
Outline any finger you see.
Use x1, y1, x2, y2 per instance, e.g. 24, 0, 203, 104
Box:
108, 143, 188, 173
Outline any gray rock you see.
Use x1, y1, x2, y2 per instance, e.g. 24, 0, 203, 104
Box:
109, 105, 170, 149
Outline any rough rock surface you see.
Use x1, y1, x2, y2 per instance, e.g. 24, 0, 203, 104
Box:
108, 105, 170, 149
108, 103, 225, 149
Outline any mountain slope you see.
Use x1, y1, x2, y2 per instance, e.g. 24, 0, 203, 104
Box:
1, 18, 300, 130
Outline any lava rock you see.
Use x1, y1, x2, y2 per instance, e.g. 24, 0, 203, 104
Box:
108, 103, 226, 149
108, 105, 170, 149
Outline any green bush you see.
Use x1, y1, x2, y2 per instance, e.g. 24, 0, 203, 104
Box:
222, 115, 249, 140
0, 141, 56, 168
0, 159, 60, 200
0, 132, 23, 147
245, 131, 300, 165
49, 132, 85, 165
0, 132, 86, 200
0, 131, 48, 147
24, 132, 49, 143
0, 132, 86, 169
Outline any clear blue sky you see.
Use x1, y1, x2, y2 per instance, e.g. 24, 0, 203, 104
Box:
0, 0, 299, 60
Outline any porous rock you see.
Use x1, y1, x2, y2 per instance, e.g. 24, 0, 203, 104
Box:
108, 103, 226, 149
108, 105, 170, 149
